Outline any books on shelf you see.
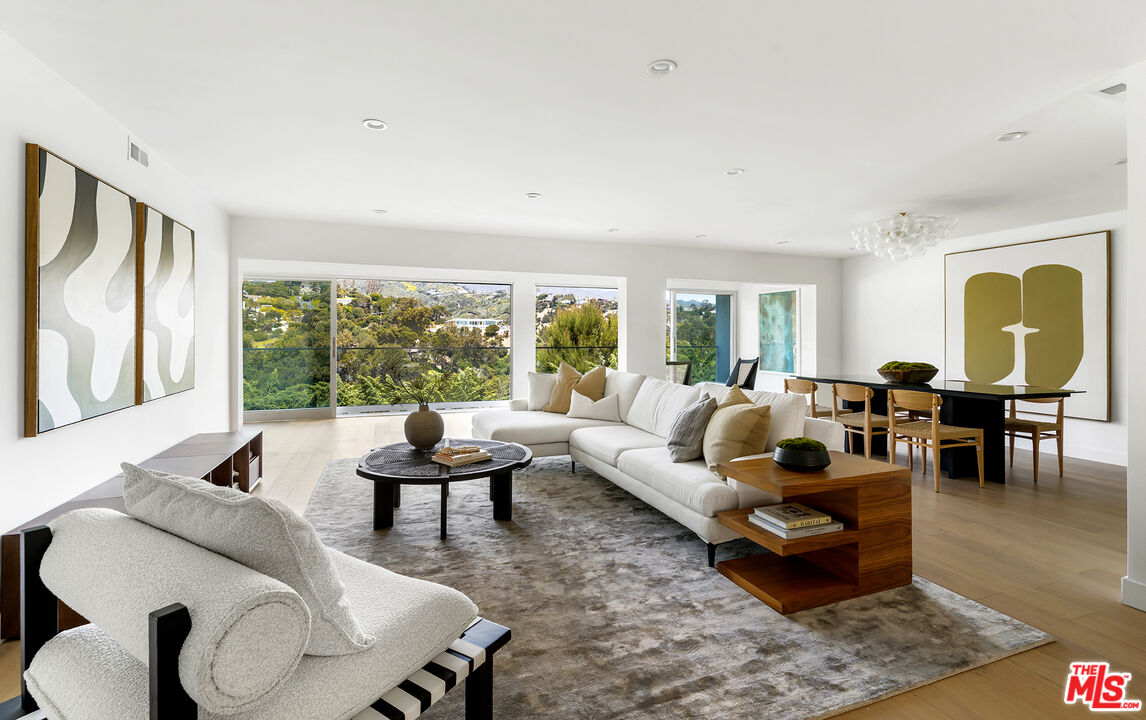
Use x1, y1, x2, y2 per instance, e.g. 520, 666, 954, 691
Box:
432, 446, 492, 467
747, 514, 844, 540
753, 502, 832, 529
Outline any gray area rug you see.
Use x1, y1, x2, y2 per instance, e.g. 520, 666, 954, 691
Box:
307, 457, 1051, 720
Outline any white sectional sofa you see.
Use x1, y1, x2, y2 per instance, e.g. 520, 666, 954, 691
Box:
473, 371, 844, 564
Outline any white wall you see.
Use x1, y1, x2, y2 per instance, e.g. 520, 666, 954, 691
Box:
0, 30, 231, 533
1123, 59, 1146, 612
840, 210, 1128, 466
230, 216, 844, 424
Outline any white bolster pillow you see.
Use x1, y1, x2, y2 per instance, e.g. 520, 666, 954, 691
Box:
41, 508, 311, 715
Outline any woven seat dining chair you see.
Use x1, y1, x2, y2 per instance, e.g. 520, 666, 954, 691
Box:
1005, 397, 1065, 484
726, 358, 759, 389
784, 378, 832, 418
831, 383, 890, 459
887, 389, 984, 492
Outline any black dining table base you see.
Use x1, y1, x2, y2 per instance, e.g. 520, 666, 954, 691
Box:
372, 470, 514, 539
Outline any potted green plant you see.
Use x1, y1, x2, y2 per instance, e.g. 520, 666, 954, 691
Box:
382, 373, 450, 450
772, 437, 832, 472
877, 361, 939, 385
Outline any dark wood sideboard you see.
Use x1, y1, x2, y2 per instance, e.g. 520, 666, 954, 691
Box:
0, 429, 263, 639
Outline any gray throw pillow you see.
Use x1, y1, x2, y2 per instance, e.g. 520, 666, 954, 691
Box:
666, 393, 718, 462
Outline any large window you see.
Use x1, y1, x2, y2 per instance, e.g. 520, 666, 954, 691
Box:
667, 291, 733, 384
535, 286, 619, 372
242, 280, 331, 411
335, 280, 511, 407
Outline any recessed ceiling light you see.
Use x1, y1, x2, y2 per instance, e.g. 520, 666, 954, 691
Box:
777, 241, 789, 245
1115, 157, 1128, 166
525, 192, 542, 199
607, 228, 620, 233
695, 234, 707, 239
362, 118, 388, 130
725, 168, 745, 176
995, 131, 1027, 142
372, 209, 387, 214
646, 59, 677, 76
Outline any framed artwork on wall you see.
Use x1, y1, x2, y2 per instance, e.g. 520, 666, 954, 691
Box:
944, 231, 1110, 421
25, 144, 138, 436
137, 204, 195, 403
758, 289, 798, 373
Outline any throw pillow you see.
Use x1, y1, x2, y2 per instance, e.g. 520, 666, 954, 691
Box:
567, 391, 622, 422
527, 371, 558, 410
121, 463, 375, 656
543, 363, 606, 413
604, 369, 647, 422
703, 403, 772, 475
666, 393, 717, 462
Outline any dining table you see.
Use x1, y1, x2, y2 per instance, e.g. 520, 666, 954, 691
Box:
794, 374, 1081, 484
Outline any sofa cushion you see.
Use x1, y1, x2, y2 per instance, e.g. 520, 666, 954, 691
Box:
666, 393, 717, 462
543, 363, 606, 413
703, 395, 772, 474
122, 464, 372, 657
569, 425, 665, 465
604, 369, 647, 423
626, 378, 702, 437
616, 447, 740, 516
697, 382, 806, 450
473, 409, 620, 446
567, 391, 621, 422
39, 508, 310, 715
25, 549, 479, 720
527, 372, 557, 410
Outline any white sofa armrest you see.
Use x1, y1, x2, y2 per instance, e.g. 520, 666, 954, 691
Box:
508, 398, 528, 411
803, 416, 845, 451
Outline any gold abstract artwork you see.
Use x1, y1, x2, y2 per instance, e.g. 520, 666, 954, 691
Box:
963, 264, 1083, 387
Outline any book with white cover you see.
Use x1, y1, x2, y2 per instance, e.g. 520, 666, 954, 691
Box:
747, 514, 844, 539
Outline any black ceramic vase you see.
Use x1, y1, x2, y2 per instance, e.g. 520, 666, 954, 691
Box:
772, 446, 832, 472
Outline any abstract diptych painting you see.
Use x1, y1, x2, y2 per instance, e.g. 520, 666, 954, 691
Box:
944, 232, 1109, 421
139, 205, 195, 402
25, 145, 196, 436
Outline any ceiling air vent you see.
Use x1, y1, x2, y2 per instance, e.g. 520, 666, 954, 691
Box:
128, 137, 150, 167
1100, 83, 1127, 96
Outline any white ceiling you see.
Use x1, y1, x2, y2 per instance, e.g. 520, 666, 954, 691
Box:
1, 1, 1142, 256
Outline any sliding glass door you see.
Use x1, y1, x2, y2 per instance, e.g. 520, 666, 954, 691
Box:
241, 280, 331, 411
667, 291, 733, 384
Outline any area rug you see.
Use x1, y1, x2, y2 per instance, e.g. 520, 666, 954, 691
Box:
306, 457, 1051, 720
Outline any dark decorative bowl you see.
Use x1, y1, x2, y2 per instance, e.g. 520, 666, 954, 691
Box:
772, 447, 832, 473
877, 367, 939, 385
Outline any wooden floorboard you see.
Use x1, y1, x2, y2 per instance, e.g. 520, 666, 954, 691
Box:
1, 412, 1140, 718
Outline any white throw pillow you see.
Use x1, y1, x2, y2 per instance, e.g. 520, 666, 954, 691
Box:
567, 391, 621, 422
122, 463, 374, 656
626, 378, 702, 437
604, 369, 647, 423
527, 372, 558, 410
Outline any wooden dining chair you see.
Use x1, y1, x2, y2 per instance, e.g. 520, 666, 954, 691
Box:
784, 378, 832, 418
1005, 397, 1065, 484
887, 389, 984, 492
831, 383, 890, 459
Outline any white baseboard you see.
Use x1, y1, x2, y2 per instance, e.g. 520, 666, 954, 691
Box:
1121, 576, 1146, 612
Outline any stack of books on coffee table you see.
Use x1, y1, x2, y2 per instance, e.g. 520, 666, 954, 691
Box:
432, 445, 492, 467
749, 502, 843, 539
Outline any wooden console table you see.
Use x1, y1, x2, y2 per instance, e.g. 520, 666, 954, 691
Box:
0, 429, 263, 639
715, 451, 911, 614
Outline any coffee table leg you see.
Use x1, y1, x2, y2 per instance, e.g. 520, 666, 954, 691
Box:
374, 482, 395, 530
393, 483, 401, 507
492, 471, 512, 521
440, 482, 448, 540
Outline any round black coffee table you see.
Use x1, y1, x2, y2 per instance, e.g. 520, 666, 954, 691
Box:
356, 438, 532, 539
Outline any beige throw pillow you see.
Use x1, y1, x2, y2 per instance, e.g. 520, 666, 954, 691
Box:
702, 386, 772, 474
543, 363, 606, 413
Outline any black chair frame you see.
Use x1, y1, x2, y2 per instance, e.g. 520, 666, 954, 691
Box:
726, 357, 759, 389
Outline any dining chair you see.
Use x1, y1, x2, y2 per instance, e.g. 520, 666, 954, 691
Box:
1005, 397, 1065, 484
784, 378, 832, 418
887, 389, 984, 492
831, 383, 890, 459
666, 360, 692, 385
726, 357, 759, 389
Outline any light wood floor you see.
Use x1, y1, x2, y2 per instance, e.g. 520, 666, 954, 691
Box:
2, 412, 1141, 718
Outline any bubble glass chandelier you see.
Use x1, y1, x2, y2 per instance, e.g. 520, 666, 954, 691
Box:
851, 211, 957, 261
